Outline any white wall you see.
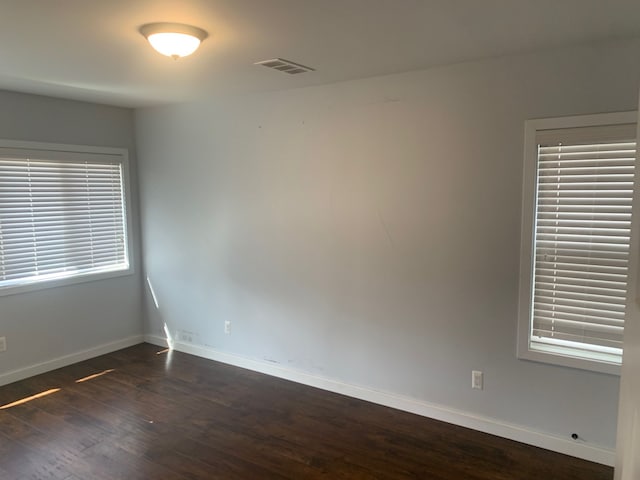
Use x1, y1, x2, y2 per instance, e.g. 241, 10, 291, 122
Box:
615, 99, 640, 479
136, 38, 640, 458
0, 90, 142, 383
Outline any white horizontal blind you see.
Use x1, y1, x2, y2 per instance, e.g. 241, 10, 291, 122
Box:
0, 150, 129, 290
531, 124, 636, 363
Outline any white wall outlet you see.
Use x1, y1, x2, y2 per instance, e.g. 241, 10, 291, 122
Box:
0, 336, 6, 353
177, 330, 195, 343
472, 370, 483, 390
224, 321, 231, 334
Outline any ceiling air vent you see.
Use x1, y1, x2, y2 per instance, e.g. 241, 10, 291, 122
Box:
254, 58, 315, 75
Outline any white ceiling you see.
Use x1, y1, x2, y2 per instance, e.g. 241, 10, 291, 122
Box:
1, 0, 640, 108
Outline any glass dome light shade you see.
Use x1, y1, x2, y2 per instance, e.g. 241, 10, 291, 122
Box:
140, 23, 208, 59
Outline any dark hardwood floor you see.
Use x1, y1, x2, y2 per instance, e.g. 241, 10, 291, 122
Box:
0, 343, 612, 480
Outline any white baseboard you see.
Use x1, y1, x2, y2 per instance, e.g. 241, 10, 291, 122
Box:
144, 334, 614, 466
0, 335, 144, 387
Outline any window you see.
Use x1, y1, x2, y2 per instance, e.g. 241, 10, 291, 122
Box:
518, 112, 637, 374
0, 140, 132, 295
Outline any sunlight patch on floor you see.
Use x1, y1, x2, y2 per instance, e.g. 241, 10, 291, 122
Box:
0, 388, 61, 409
75, 369, 115, 383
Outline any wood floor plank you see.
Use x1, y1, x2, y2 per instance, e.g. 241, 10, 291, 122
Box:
0, 343, 613, 479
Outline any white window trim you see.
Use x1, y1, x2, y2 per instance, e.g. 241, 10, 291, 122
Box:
517, 111, 637, 375
0, 139, 134, 296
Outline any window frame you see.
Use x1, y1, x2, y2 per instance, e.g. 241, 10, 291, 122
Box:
0, 139, 134, 296
517, 111, 637, 375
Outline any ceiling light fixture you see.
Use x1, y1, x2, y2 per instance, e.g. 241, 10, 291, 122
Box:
139, 22, 208, 59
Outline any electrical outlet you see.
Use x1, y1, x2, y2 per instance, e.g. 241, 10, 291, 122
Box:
472, 370, 483, 390
0, 336, 6, 353
224, 321, 231, 334
178, 330, 194, 343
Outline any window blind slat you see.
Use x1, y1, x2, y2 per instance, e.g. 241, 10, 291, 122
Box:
3, 218, 124, 230
535, 262, 627, 276
534, 281, 626, 297
535, 241, 629, 252
4, 254, 127, 276
533, 304, 625, 322
532, 319, 623, 337
535, 288, 626, 306
536, 228, 630, 238
2, 242, 125, 260
532, 330, 622, 350
1, 235, 126, 251
535, 254, 629, 266
537, 216, 632, 225
4, 252, 126, 273
535, 248, 629, 260
3, 216, 125, 229
533, 321, 623, 338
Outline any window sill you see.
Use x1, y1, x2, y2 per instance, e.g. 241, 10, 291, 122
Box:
0, 267, 135, 297
517, 344, 621, 376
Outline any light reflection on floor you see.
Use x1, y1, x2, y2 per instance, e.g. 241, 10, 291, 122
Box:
0, 388, 61, 409
1, 365, 122, 409
75, 369, 116, 383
